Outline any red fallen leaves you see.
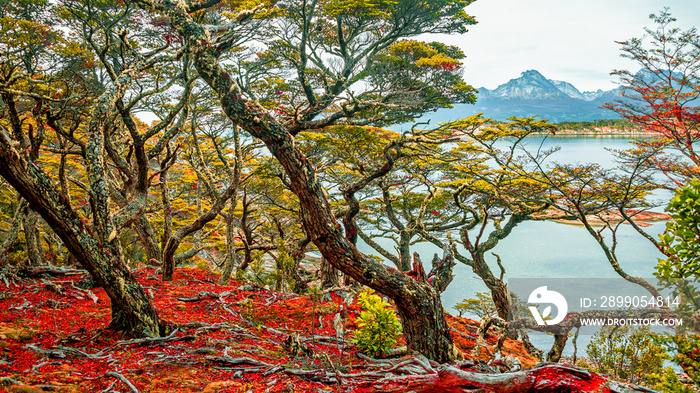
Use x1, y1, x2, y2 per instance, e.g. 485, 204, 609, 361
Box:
0, 268, 366, 392
0, 268, 651, 392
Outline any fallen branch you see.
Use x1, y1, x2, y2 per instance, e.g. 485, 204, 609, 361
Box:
99, 379, 118, 393
205, 355, 272, 368
176, 290, 234, 302
18, 265, 87, 278
23, 344, 66, 359
197, 350, 659, 393
0, 268, 19, 288
105, 371, 140, 393
351, 355, 436, 378
189, 322, 246, 336
68, 284, 99, 303
9, 299, 32, 310
23, 344, 110, 360
115, 328, 195, 347
54, 346, 110, 360
0, 377, 28, 388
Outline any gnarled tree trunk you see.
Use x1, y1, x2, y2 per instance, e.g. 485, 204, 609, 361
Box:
1, 197, 26, 265
0, 130, 162, 337
149, 0, 459, 362
319, 256, 339, 289
197, 53, 453, 361
194, 61, 457, 360
161, 180, 237, 281
218, 199, 239, 285
287, 237, 311, 294
21, 207, 43, 266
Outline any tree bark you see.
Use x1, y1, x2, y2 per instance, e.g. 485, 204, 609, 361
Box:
21, 206, 43, 266
320, 256, 339, 288
218, 199, 239, 285
150, 1, 457, 362
288, 236, 311, 294
0, 130, 162, 337
398, 230, 412, 272
472, 253, 513, 323
133, 216, 162, 264
547, 334, 568, 363
1, 197, 26, 265
381, 185, 413, 272
235, 191, 255, 273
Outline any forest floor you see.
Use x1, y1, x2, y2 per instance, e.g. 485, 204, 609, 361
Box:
0, 267, 647, 392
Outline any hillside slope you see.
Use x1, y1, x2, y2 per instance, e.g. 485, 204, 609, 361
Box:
0, 267, 655, 392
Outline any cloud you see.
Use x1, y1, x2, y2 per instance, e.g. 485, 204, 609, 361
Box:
435, 0, 700, 91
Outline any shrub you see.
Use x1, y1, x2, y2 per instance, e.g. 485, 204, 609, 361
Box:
647, 367, 695, 393
454, 292, 496, 319
673, 335, 700, 386
353, 289, 402, 357
194, 258, 211, 271
657, 178, 700, 334
656, 334, 700, 387
585, 325, 668, 385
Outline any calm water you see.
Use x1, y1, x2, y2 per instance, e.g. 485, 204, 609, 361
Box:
357, 136, 671, 356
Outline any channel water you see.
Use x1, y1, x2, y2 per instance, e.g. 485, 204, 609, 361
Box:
357, 135, 671, 357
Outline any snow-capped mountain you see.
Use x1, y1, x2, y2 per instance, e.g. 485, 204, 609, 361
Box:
581, 89, 608, 101
478, 70, 619, 102
426, 70, 624, 123
480, 70, 571, 100
550, 80, 588, 101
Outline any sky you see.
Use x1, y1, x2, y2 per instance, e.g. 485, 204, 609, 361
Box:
429, 0, 700, 92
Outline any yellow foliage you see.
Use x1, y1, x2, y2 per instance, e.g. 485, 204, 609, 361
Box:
415, 53, 461, 68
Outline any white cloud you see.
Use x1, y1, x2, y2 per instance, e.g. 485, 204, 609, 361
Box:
428, 0, 700, 92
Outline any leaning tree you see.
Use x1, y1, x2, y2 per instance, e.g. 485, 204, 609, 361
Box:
0, 0, 180, 336
134, 0, 478, 362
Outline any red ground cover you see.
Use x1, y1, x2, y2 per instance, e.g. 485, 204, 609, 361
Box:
0, 268, 555, 392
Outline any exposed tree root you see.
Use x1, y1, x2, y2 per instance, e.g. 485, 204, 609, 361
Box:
203, 350, 657, 393
17, 265, 87, 278
105, 371, 140, 393
115, 328, 195, 347
175, 290, 235, 302
2, 269, 668, 392
363, 362, 659, 393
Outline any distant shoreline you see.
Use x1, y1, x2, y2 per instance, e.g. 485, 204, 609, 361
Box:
535, 208, 671, 227
539, 126, 658, 137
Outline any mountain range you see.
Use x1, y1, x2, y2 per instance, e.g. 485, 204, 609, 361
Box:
428, 69, 623, 123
